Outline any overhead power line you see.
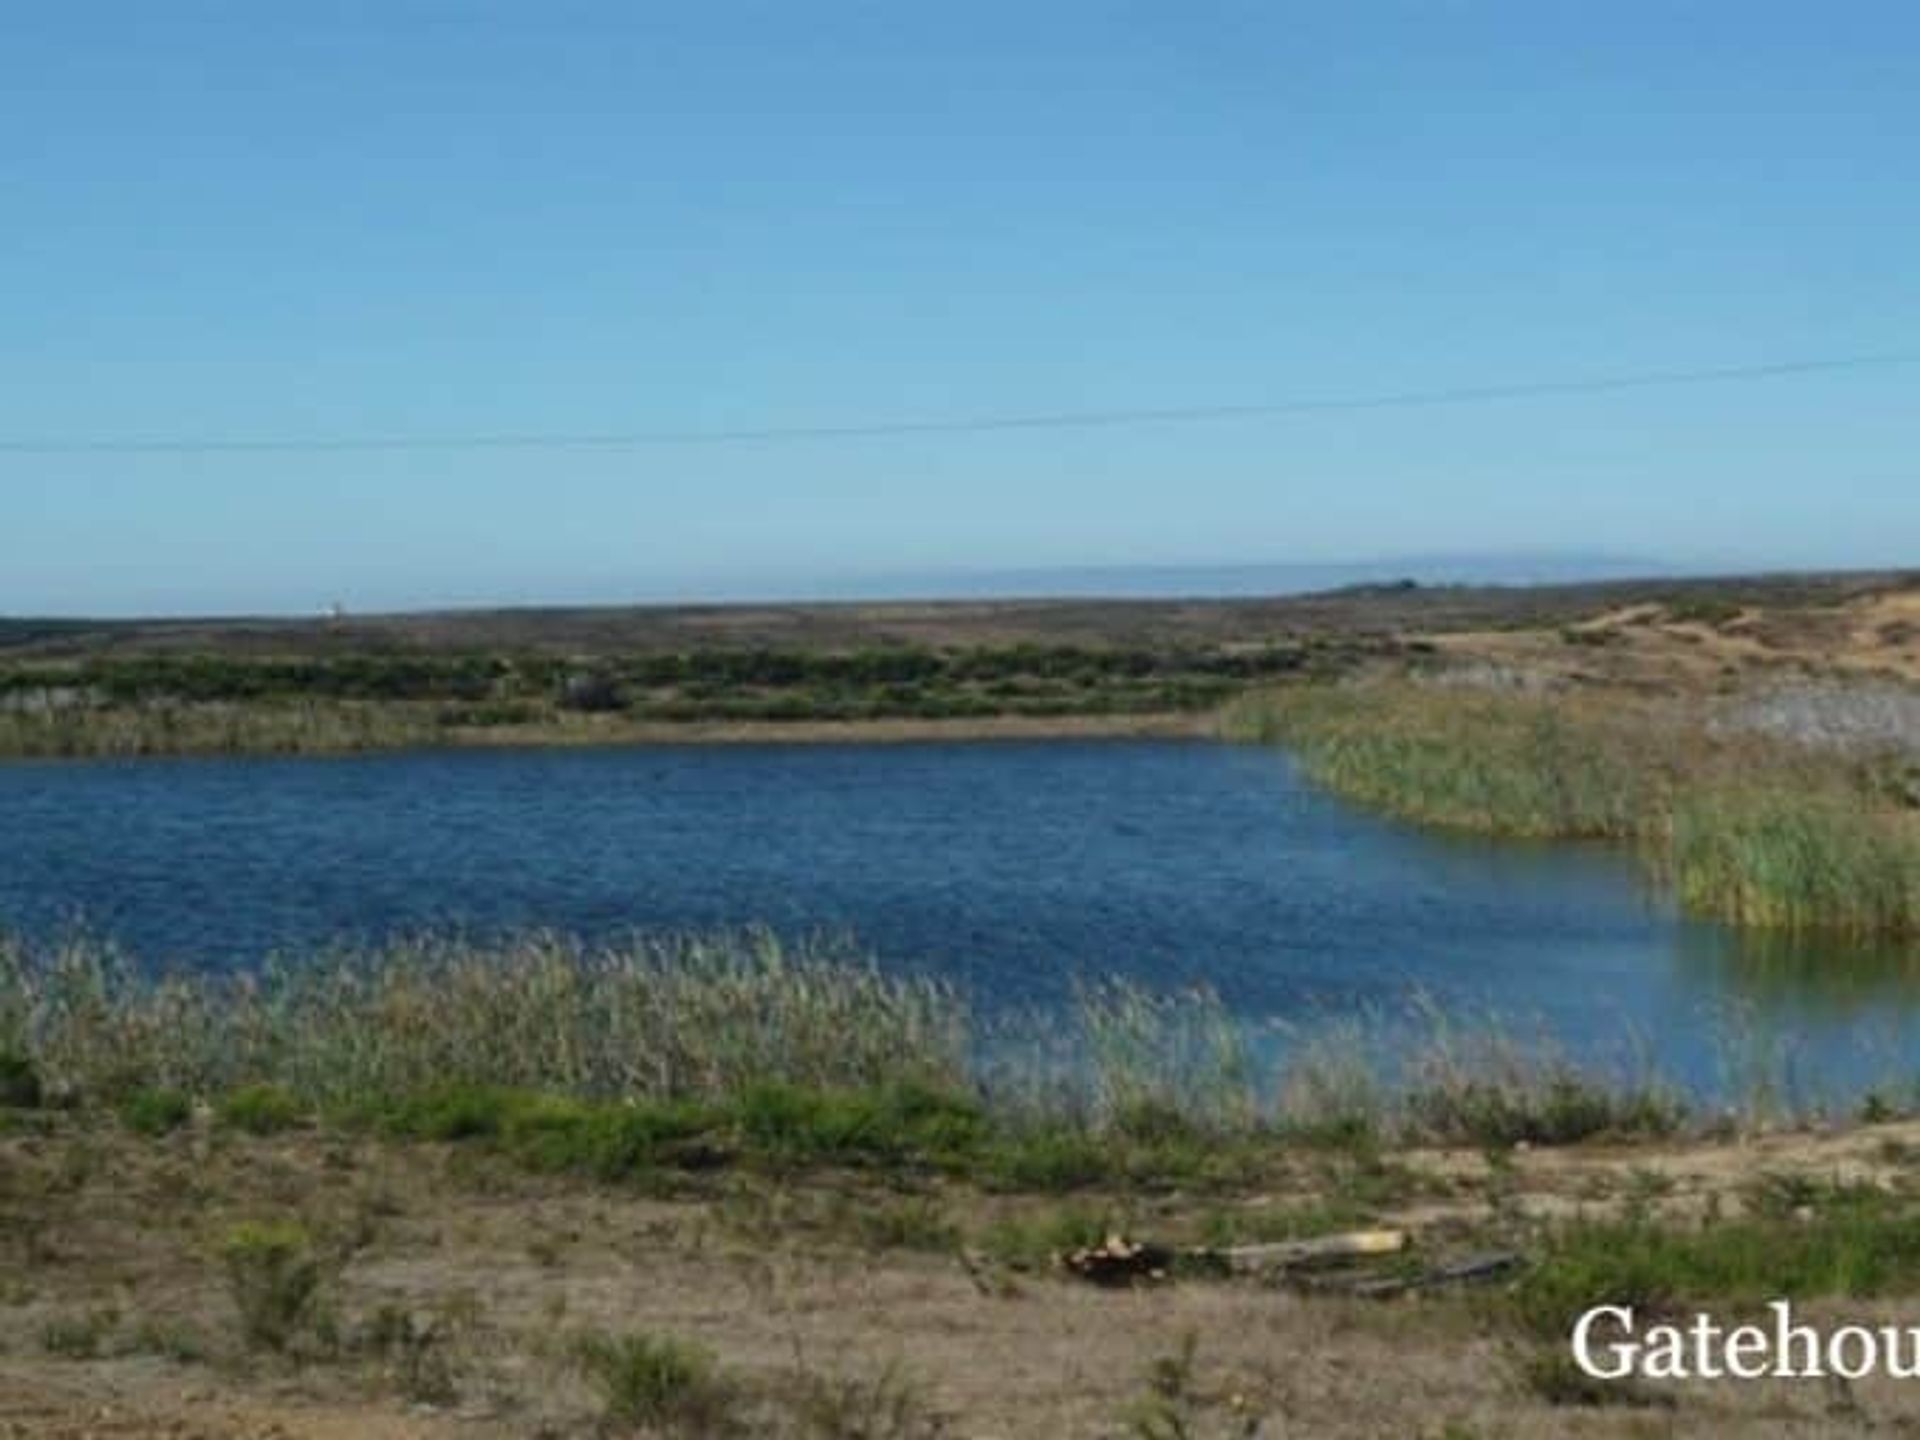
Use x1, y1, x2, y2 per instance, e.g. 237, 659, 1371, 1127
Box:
1, 351, 1913, 457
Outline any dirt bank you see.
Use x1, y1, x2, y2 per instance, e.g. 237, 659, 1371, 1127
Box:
6, 1117, 1920, 1436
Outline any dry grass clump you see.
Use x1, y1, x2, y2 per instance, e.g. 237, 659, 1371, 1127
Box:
221, 1220, 323, 1352
572, 1330, 746, 1436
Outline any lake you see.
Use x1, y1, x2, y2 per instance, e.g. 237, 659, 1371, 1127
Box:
1, 739, 1913, 1097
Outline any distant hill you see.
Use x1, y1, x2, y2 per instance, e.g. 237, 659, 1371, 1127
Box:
775, 552, 1673, 603
2, 567, 1909, 661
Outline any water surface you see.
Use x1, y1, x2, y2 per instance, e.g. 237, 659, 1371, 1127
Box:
1, 740, 1913, 1096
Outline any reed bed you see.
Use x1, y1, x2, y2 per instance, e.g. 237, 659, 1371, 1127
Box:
0, 929, 969, 1110
1, 929, 1716, 1169
0, 701, 438, 758
1221, 683, 1669, 839
1224, 681, 1920, 936
1667, 785, 1920, 934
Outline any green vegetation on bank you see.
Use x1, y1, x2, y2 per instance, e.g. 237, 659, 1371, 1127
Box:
0, 641, 1376, 757
1225, 682, 1920, 935
1, 929, 1693, 1187
14, 928, 1920, 1425
1516, 1180, 1920, 1337
1224, 683, 1653, 839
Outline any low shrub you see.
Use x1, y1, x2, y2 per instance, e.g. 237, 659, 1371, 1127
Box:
573, 1330, 743, 1436
40, 1308, 119, 1359
498, 1093, 720, 1179
0, 1051, 42, 1108
218, 1083, 305, 1135
733, 1080, 987, 1168
780, 1362, 946, 1440
222, 1221, 322, 1351
1407, 1073, 1682, 1149
120, 1086, 192, 1136
979, 1128, 1117, 1192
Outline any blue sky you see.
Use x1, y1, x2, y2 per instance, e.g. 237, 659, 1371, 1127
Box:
4, 3, 1917, 615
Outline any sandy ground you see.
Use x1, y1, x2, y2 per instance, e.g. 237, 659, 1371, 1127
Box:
1424, 586, 1920, 691
7, 1118, 1920, 1437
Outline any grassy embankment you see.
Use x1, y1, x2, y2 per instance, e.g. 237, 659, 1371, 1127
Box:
0, 643, 1365, 758
17, 922, 1920, 1189
1225, 681, 1920, 936
12, 931, 1920, 1433
0, 928, 1691, 1184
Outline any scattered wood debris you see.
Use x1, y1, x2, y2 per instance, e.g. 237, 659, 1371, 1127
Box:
1054, 1229, 1523, 1298
1058, 1234, 1175, 1287
1199, 1229, 1407, 1277
1346, 1250, 1523, 1299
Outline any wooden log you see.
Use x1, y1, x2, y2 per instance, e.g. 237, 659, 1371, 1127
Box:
1197, 1229, 1408, 1275
1347, 1250, 1524, 1299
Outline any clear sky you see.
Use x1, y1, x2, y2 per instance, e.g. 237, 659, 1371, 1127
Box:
4, 3, 1917, 615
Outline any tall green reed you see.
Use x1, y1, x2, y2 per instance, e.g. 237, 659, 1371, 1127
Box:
0, 929, 1900, 1149
1225, 682, 1920, 935
0, 929, 968, 1109
0, 701, 438, 759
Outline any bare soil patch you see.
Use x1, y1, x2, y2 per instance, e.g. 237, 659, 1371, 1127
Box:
7, 1119, 1920, 1436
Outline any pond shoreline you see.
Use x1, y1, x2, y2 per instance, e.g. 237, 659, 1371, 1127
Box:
446, 708, 1215, 748
0, 706, 1219, 762
9, 1104, 1920, 1436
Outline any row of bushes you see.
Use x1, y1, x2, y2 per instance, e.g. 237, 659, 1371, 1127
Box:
0, 643, 1318, 707
0, 653, 510, 703
0, 643, 1336, 755
0, 680, 1236, 757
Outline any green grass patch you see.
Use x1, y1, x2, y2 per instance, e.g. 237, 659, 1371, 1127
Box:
369, 1081, 990, 1179
217, 1083, 305, 1135
734, 1080, 988, 1168
372, 1085, 721, 1178
1511, 1188, 1920, 1339
120, 1086, 192, 1136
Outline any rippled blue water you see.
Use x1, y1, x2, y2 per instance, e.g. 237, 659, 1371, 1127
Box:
1, 739, 1913, 1094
